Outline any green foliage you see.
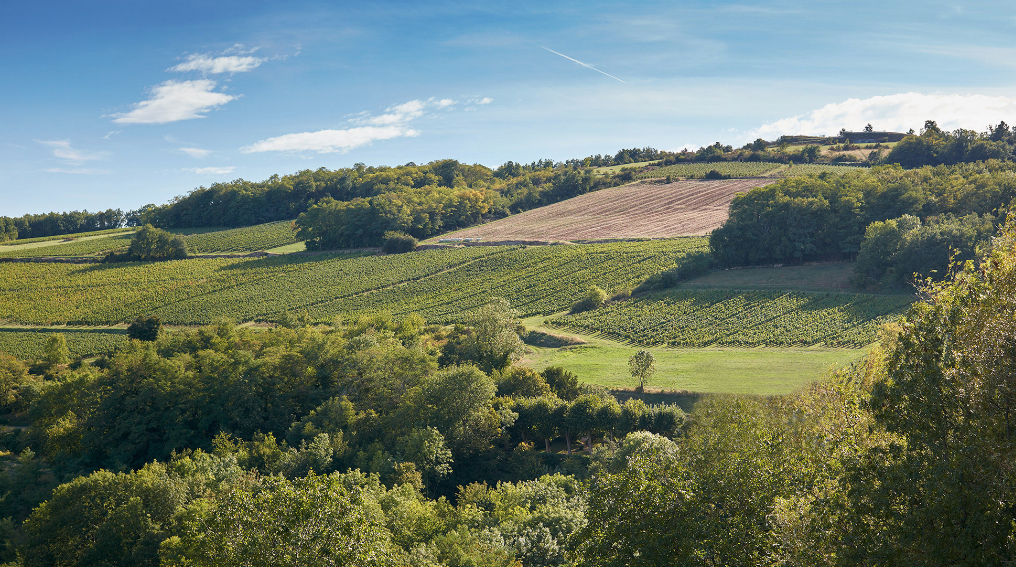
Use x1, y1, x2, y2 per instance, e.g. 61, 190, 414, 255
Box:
853, 212, 995, 289
541, 367, 580, 401
551, 289, 914, 347
627, 350, 655, 392
440, 299, 526, 373
127, 315, 162, 341
105, 225, 187, 262
41, 333, 69, 368
569, 286, 607, 314
711, 162, 1016, 265
634, 161, 782, 180
883, 123, 1014, 168
381, 231, 418, 254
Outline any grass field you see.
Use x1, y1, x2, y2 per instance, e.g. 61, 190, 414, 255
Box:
0, 239, 708, 325
520, 318, 865, 395
549, 288, 913, 347
0, 231, 135, 257
432, 179, 772, 242
0, 227, 135, 246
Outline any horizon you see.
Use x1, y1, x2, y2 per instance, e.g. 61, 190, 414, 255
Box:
4, 0, 1016, 216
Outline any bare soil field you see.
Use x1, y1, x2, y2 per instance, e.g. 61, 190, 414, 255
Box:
433, 179, 774, 242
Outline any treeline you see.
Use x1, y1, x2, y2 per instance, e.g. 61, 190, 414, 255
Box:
881, 119, 1016, 168
5, 224, 1016, 564
710, 161, 1016, 285
0, 209, 126, 242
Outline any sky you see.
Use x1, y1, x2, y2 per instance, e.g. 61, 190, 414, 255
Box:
4, 0, 1016, 216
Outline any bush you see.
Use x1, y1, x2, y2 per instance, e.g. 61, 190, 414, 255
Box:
570, 286, 608, 313
127, 315, 162, 341
381, 231, 417, 254
703, 169, 729, 179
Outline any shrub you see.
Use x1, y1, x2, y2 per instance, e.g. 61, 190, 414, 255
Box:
570, 286, 608, 313
381, 231, 417, 254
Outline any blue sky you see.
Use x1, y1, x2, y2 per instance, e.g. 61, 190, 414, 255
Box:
3, 0, 1016, 216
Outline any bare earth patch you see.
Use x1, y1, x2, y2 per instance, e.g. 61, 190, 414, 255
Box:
436, 179, 774, 242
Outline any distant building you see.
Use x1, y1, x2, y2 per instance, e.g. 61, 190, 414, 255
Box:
838, 130, 908, 143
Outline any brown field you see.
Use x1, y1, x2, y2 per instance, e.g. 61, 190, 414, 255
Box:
433, 179, 774, 242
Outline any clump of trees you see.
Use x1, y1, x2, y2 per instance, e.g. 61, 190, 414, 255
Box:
570, 285, 607, 313
710, 162, 1016, 266
882, 120, 1015, 168
380, 231, 418, 253
104, 225, 187, 262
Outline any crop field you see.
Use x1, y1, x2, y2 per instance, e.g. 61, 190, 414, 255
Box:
435, 179, 773, 242
0, 227, 134, 246
634, 162, 784, 180
549, 289, 914, 347
774, 163, 867, 177
0, 239, 708, 325
678, 263, 858, 292
180, 220, 299, 253
0, 327, 128, 360
0, 231, 134, 258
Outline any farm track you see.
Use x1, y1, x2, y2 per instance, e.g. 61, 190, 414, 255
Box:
437, 179, 774, 242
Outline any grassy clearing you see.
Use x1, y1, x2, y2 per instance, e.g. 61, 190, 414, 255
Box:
520, 318, 864, 395
0, 231, 135, 256
0, 227, 134, 247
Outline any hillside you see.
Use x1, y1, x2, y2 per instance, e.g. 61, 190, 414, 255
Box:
433, 178, 773, 242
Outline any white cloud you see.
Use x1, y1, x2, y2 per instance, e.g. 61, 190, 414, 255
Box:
241, 126, 417, 154
103, 130, 121, 140
44, 168, 111, 174
36, 139, 105, 163
179, 147, 212, 158
475, 97, 493, 105
112, 80, 236, 124
186, 166, 236, 175
751, 92, 1016, 139
243, 98, 461, 154
170, 54, 266, 74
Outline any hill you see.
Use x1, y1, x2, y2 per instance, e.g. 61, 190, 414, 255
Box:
431, 178, 773, 242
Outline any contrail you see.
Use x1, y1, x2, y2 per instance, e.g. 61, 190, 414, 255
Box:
535, 44, 626, 83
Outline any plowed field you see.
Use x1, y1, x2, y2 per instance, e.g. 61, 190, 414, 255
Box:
436, 179, 773, 242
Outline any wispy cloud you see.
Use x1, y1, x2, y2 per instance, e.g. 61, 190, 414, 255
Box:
103, 130, 121, 140
535, 44, 626, 83
243, 98, 464, 154
751, 93, 1016, 139
186, 166, 236, 175
36, 139, 105, 164
170, 53, 266, 74
112, 80, 236, 124
179, 147, 212, 158
44, 168, 111, 175
470, 97, 493, 105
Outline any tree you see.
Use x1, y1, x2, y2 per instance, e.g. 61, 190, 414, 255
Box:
864, 123, 874, 133
628, 350, 655, 392
41, 333, 70, 369
128, 315, 163, 341
107, 225, 187, 262
381, 231, 418, 254
570, 285, 607, 313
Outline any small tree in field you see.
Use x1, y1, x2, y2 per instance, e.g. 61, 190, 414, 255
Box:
629, 350, 656, 393
128, 315, 162, 341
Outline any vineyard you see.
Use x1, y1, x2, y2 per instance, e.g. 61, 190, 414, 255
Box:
0, 328, 128, 359
548, 289, 914, 347
773, 163, 868, 177
0, 227, 134, 246
0, 232, 134, 258
436, 180, 772, 242
180, 220, 300, 253
0, 239, 708, 326
633, 162, 783, 180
